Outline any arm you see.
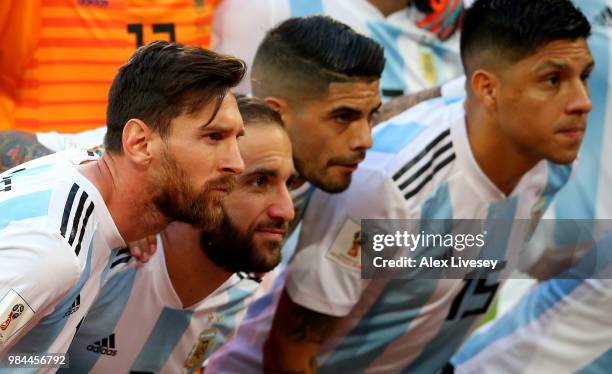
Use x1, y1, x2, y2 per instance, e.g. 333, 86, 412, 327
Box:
263, 290, 340, 374
0, 130, 52, 172
373, 86, 441, 125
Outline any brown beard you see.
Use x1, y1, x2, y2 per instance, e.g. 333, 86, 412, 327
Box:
150, 146, 235, 231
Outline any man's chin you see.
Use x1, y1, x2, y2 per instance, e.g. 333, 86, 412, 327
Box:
310, 172, 352, 193
250, 243, 282, 272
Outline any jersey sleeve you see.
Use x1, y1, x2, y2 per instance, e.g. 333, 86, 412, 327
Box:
0, 227, 80, 351
285, 167, 416, 317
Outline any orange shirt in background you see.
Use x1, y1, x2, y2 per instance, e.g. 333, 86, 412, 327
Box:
1, 0, 219, 133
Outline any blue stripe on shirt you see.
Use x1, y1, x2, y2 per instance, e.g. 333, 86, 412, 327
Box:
320, 183, 453, 372
0, 189, 52, 230
129, 307, 194, 372
289, 0, 323, 16
61, 267, 138, 373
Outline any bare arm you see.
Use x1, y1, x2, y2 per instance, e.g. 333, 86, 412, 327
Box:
373, 86, 442, 125
263, 289, 341, 373
0, 130, 52, 172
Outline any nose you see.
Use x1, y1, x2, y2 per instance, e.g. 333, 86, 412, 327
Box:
220, 138, 245, 175
567, 78, 592, 115
348, 118, 373, 151
267, 185, 295, 223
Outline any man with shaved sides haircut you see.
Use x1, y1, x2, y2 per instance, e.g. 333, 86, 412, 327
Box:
208, 1, 594, 372
207, 15, 385, 373
250, 16, 384, 194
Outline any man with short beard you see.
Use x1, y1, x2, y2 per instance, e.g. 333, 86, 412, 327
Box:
0, 41, 246, 359
60, 96, 297, 373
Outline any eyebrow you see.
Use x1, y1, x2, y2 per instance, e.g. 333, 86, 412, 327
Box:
328, 106, 363, 117
535, 59, 595, 73
328, 101, 383, 117
199, 123, 245, 137
243, 167, 277, 179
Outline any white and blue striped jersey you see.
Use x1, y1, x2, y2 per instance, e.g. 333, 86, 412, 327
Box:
212, 0, 464, 100
207, 97, 571, 373
62, 235, 259, 374
450, 1, 612, 372
0, 150, 124, 369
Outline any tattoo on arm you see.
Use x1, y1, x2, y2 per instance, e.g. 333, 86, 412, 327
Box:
0, 130, 53, 172
373, 86, 442, 125
263, 290, 340, 374
286, 307, 339, 344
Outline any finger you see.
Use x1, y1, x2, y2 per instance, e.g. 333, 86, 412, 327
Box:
130, 245, 142, 258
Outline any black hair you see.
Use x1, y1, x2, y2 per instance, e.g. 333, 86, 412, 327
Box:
251, 15, 385, 102
461, 0, 591, 75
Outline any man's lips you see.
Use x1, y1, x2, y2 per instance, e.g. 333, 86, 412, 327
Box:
333, 163, 359, 171
331, 157, 365, 171
556, 124, 586, 143
255, 227, 287, 241
256, 227, 286, 235
210, 186, 233, 196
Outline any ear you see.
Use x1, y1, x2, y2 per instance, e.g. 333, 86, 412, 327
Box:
122, 119, 153, 165
263, 97, 292, 129
470, 69, 499, 110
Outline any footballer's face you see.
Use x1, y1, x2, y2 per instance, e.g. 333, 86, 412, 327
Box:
150, 93, 245, 230
201, 124, 296, 273
283, 80, 381, 193
496, 38, 593, 164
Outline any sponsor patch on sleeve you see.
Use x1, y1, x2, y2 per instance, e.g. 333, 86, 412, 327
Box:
325, 219, 362, 272
0, 289, 35, 345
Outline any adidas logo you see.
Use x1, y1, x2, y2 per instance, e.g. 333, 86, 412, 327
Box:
64, 295, 80, 317
87, 334, 117, 356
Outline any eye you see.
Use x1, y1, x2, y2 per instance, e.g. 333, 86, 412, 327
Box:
545, 74, 561, 87
580, 71, 591, 83
251, 175, 268, 187
206, 132, 223, 142
334, 113, 352, 125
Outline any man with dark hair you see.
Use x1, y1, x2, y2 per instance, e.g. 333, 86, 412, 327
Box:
251, 16, 384, 193
60, 96, 297, 373
208, 1, 594, 372
206, 15, 385, 373
214, 0, 466, 99
0, 41, 246, 359
444, 1, 612, 372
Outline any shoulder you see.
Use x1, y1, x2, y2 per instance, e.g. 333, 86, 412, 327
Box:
357, 98, 462, 210
0, 228, 81, 299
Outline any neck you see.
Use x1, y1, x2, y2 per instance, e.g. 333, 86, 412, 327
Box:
162, 222, 232, 308
367, 0, 408, 17
77, 153, 170, 242
464, 100, 540, 196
